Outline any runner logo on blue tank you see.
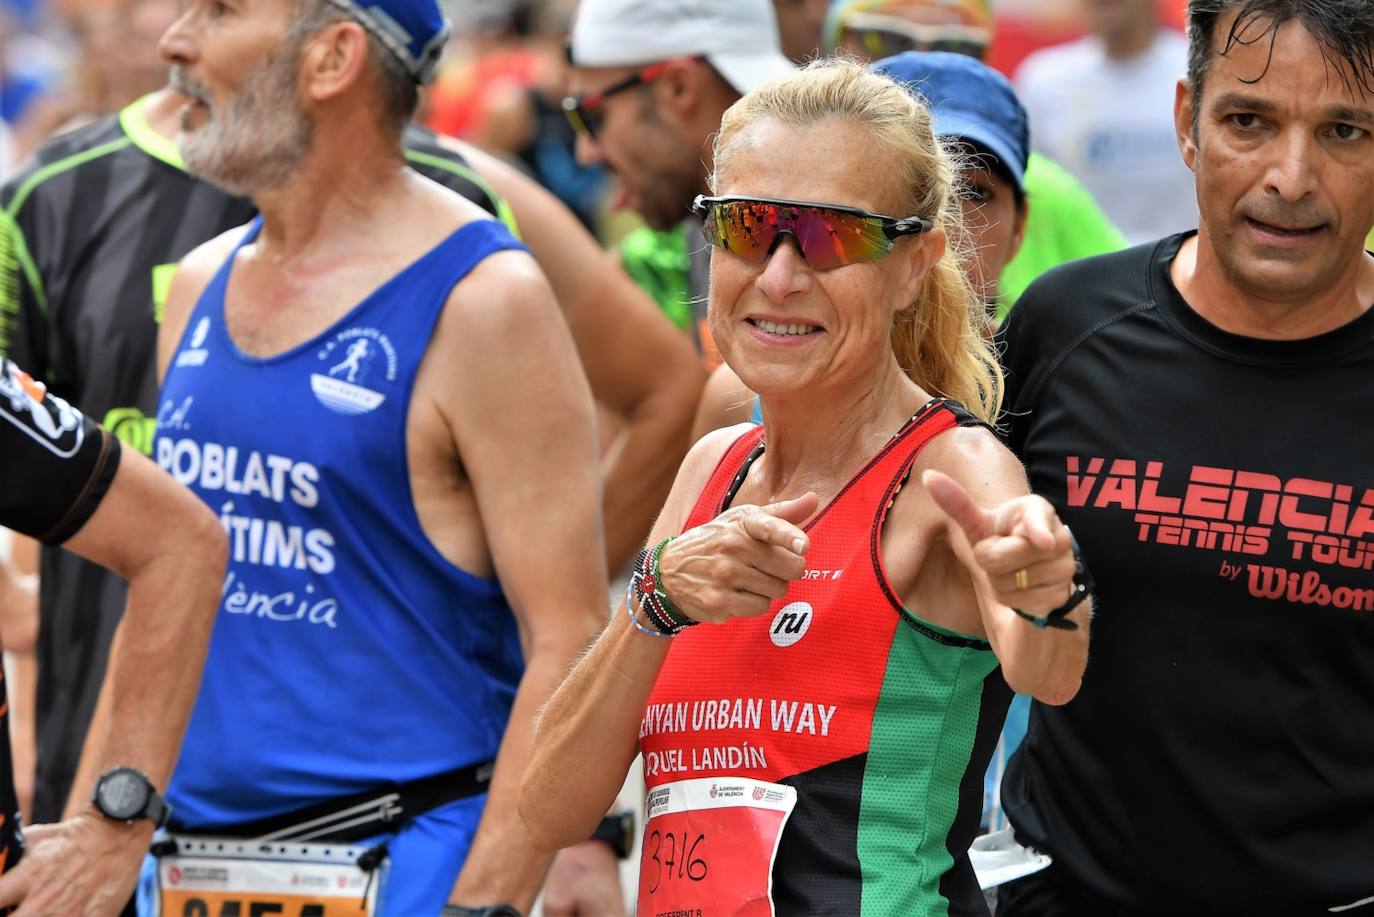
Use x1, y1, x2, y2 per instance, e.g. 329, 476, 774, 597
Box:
311, 327, 397, 415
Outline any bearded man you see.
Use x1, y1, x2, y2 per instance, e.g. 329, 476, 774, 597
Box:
142, 0, 610, 913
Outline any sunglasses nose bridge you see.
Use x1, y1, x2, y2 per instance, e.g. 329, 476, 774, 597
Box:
763, 227, 811, 265
753, 228, 815, 302
765, 227, 796, 257
759, 229, 816, 278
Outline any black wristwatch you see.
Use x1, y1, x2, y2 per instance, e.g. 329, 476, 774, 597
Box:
92, 767, 172, 828
591, 810, 635, 860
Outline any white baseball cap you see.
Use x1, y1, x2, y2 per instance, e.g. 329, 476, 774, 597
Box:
570, 0, 795, 95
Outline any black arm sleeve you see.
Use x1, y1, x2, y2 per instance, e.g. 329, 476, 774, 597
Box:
0, 359, 121, 544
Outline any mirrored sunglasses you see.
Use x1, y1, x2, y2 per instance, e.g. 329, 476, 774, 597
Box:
692, 195, 935, 271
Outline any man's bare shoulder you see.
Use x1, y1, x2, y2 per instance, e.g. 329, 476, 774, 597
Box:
417, 246, 571, 413
433, 247, 554, 348
410, 169, 510, 232
177, 223, 256, 290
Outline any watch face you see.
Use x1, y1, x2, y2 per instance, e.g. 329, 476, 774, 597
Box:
97, 771, 148, 820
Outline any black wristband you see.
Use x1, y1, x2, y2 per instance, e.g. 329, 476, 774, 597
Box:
440, 907, 521, 917
590, 810, 635, 859
1012, 530, 1095, 631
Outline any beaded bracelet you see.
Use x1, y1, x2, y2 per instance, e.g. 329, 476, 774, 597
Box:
647, 538, 692, 627
626, 539, 698, 637
623, 579, 675, 639
628, 572, 688, 636
637, 585, 678, 634
634, 539, 694, 627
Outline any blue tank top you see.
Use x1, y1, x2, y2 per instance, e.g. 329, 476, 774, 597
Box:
155, 217, 527, 828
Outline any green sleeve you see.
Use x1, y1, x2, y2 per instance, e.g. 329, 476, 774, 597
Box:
997, 152, 1129, 322
618, 225, 694, 331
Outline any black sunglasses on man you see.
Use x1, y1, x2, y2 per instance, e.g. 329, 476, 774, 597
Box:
562, 58, 699, 138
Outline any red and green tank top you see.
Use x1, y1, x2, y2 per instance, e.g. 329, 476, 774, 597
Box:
641, 399, 1012, 916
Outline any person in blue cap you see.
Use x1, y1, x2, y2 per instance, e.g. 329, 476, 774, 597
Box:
875, 50, 1029, 315
136, 0, 613, 914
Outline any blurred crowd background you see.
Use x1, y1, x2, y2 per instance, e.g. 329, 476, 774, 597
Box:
0, 0, 1193, 246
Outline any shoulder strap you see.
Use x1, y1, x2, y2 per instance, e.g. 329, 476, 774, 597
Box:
680, 400, 981, 534
793, 399, 964, 536
859, 401, 996, 647
166, 219, 261, 359
682, 426, 766, 530
874, 399, 987, 506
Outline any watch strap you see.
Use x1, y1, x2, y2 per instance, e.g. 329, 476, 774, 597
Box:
145, 790, 172, 829
1011, 530, 1095, 631
590, 810, 634, 859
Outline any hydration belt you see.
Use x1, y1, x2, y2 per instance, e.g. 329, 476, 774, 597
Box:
165, 758, 495, 844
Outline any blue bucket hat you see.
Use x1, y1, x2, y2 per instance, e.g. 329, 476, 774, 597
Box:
323, 0, 451, 84
874, 50, 1029, 193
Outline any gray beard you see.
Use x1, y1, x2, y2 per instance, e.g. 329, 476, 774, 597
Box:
171, 58, 314, 198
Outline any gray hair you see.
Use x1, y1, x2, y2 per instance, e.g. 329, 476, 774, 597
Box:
291, 0, 419, 134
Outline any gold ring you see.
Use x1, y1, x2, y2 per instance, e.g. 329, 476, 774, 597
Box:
1014, 567, 1030, 591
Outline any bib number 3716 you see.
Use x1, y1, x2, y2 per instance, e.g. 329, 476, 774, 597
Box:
637, 777, 796, 917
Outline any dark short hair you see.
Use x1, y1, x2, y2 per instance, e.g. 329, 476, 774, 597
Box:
1186, 0, 1374, 130
365, 33, 420, 133
954, 140, 1027, 213
291, 0, 419, 135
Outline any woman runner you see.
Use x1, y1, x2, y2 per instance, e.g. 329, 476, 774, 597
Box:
520, 59, 1091, 916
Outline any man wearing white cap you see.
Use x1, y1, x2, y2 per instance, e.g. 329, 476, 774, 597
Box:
567, 0, 794, 366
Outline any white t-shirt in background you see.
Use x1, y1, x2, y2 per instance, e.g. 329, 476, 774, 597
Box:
1016, 29, 1197, 244
0, 121, 12, 182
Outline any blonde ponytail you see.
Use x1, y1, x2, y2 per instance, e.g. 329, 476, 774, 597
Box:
890, 208, 1002, 424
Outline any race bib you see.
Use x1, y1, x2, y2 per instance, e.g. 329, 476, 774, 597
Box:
638, 777, 797, 917
968, 827, 1052, 890
157, 836, 385, 917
